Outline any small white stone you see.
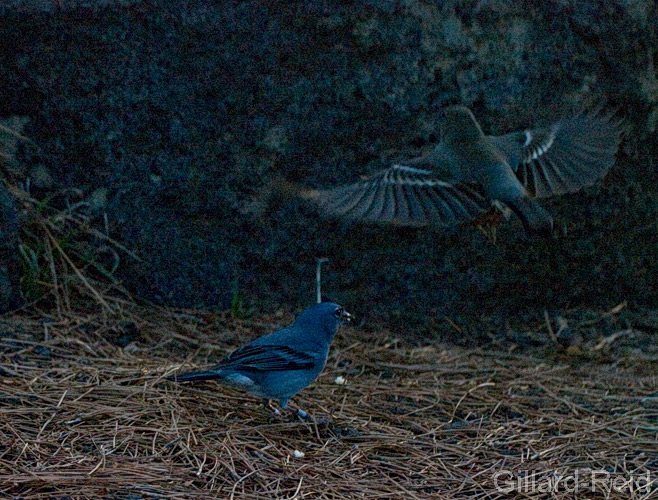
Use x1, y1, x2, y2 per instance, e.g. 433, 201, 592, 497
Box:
334, 376, 346, 385
293, 450, 305, 458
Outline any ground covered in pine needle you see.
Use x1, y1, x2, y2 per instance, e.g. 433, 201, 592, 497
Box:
1, 306, 658, 499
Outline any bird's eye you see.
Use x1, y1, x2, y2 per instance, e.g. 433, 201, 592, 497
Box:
334, 307, 343, 318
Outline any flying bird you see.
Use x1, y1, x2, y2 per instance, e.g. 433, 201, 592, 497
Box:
312, 106, 623, 236
168, 302, 352, 418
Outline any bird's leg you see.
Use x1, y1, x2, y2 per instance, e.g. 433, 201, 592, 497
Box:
262, 399, 281, 416
284, 405, 311, 420
279, 397, 310, 420
294, 408, 310, 420
477, 223, 497, 244
292, 407, 330, 424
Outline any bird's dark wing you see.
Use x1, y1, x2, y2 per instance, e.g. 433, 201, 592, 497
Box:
314, 165, 490, 228
489, 112, 623, 198
217, 344, 316, 372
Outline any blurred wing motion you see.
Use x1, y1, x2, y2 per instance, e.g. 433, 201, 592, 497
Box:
490, 111, 623, 198
315, 165, 491, 228
218, 344, 316, 372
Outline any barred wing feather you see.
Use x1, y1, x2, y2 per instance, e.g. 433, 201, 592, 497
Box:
490, 112, 623, 198
316, 165, 490, 228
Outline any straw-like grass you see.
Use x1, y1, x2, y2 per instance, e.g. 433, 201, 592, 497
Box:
2, 306, 657, 499
2, 115, 137, 316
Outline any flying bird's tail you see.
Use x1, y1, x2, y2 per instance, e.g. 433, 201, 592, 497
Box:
505, 196, 553, 237
167, 370, 221, 383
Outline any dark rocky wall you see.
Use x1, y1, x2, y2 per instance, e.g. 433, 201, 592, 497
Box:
1, 0, 657, 337
0, 184, 21, 312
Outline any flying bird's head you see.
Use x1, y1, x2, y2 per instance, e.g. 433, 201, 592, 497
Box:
440, 106, 484, 144
293, 302, 352, 340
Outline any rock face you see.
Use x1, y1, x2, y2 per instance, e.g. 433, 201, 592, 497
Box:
1, 116, 29, 313
1, 1, 657, 332
0, 184, 21, 312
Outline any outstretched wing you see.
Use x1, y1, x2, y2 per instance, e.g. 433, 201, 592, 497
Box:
314, 164, 491, 228
217, 344, 316, 372
489, 112, 623, 198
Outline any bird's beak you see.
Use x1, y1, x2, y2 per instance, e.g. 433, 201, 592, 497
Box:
341, 310, 353, 323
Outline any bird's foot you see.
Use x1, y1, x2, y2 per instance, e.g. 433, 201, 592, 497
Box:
472, 210, 503, 243
476, 223, 497, 244
263, 399, 283, 418
285, 407, 311, 420
295, 408, 310, 420
290, 408, 330, 423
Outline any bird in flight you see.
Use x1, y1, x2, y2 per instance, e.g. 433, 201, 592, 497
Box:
311, 106, 623, 236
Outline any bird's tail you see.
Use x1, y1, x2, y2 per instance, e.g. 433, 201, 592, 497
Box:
505, 196, 553, 237
167, 370, 221, 383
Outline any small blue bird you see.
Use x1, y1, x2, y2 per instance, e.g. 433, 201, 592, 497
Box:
169, 302, 352, 417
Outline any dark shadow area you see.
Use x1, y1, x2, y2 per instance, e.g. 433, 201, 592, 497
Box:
1, 0, 657, 335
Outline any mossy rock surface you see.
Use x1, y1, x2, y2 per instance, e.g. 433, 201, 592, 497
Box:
1, 1, 657, 334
